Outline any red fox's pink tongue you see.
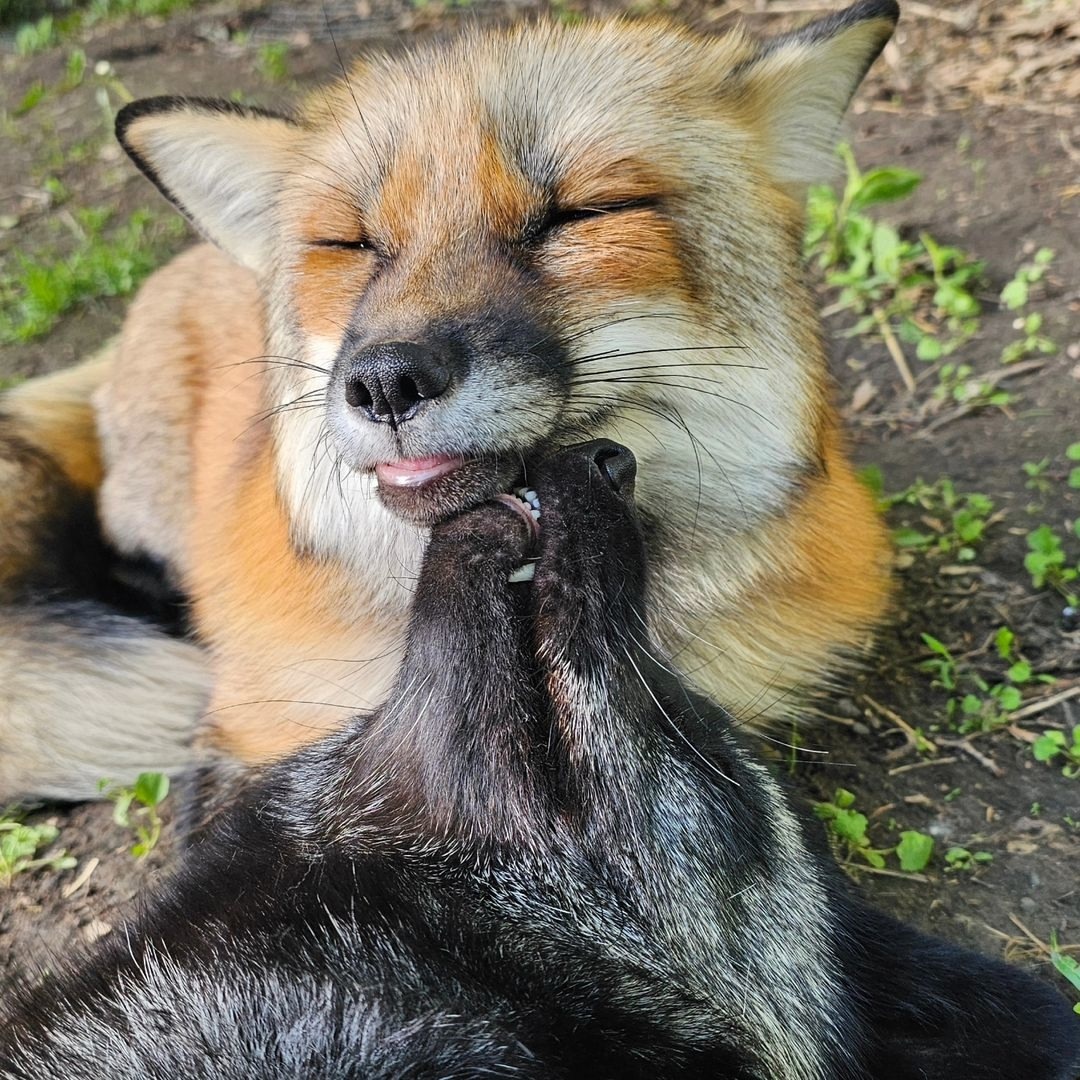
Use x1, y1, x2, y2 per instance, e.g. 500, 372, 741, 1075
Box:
375, 455, 463, 488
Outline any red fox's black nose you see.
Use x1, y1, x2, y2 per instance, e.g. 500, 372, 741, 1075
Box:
344, 342, 451, 427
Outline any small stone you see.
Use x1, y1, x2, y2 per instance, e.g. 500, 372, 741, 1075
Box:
81, 919, 112, 944
1019, 896, 1037, 914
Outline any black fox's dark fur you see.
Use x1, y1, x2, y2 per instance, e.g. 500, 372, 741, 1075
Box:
2, 442, 1077, 1079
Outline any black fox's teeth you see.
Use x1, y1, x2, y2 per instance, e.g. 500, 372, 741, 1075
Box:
514, 487, 541, 521
508, 487, 540, 582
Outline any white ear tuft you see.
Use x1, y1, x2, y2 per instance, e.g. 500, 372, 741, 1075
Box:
116, 98, 298, 273
732, 0, 899, 190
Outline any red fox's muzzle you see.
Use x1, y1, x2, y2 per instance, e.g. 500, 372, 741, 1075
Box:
327, 293, 572, 525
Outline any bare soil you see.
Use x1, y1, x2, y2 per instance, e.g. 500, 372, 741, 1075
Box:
1, 0, 1078, 1010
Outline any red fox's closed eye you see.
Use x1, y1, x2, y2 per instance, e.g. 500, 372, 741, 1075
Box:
526, 197, 661, 245
310, 237, 371, 251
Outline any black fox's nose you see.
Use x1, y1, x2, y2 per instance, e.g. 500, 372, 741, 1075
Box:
344, 341, 451, 426
580, 439, 637, 493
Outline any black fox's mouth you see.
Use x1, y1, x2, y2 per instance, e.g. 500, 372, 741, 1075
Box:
497, 487, 541, 583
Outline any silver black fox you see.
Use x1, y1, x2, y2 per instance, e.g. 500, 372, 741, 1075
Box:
2, 442, 1077, 1079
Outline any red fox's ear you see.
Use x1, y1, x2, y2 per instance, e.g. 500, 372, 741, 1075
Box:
731, 0, 899, 190
116, 98, 297, 273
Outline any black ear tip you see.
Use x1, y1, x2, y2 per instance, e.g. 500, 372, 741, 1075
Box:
846, 0, 898, 27
114, 96, 186, 146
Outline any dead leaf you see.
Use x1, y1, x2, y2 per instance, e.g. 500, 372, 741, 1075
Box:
1006, 839, 1039, 855
849, 377, 878, 414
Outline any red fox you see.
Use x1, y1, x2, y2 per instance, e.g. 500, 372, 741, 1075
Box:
0, 1, 896, 802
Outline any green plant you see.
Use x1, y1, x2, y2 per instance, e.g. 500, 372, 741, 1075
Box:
1033, 726, 1080, 778
1023, 458, 1052, 495
1069, 442, 1080, 490
814, 788, 890, 869
15, 80, 47, 115
918, 628, 1051, 734
0, 813, 76, 885
15, 13, 55, 53
805, 146, 985, 365
1025, 523, 1080, 605
1049, 932, 1080, 1015
98, 771, 171, 857
931, 362, 1012, 412
804, 144, 920, 271
943, 846, 993, 872
63, 47, 87, 89
885, 477, 994, 562
1001, 311, 1057, 365
814, 789, 931, 873
0, 208, 186, 344
86, 0, 197, 17
257, 41, 289, 82
1000, 247, 1054, 311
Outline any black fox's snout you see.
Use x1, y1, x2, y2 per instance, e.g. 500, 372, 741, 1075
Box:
343, 340, 455, 427
586, 439, 637, 495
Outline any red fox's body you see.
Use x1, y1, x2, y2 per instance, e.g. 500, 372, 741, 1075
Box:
0, 3, 896, 800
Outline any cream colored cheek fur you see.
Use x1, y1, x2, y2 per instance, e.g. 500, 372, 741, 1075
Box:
272, 334, 427, 618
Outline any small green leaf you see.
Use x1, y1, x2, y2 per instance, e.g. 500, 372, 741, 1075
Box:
133, 772, 170, 808
1066, 443, 1080, 461
920, 634, 951, 658
961, 694, 983, 715
994, 626, 1015, 660
832, 809, 868, 845
896, 831, 935, 872
916, 335, 943, 361
871, 223, 902, 278
857, 465, 885, 498
1033, 731, 1066, 761
894, 528, 933, 548
1000, 279, 1028, 310
996, 686, 1022, 712
1007, 661, 1032, 684
851, 167, 922, 210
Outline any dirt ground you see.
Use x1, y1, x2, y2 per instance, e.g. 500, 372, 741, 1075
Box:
1, 0, 1078, 1012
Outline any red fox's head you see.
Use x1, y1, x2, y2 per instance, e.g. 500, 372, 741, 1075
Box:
117, 2, 895, 632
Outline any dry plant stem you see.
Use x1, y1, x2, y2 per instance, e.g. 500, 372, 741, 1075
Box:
862, 695, 938, 752
846, 864, 930, 884
904, 2, 978, 31
936, 737, 1005, 778
888, 756, 959, 776
1009, 683, 1080, 722
872, 307, 916, 395
61, 857, 99, 900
